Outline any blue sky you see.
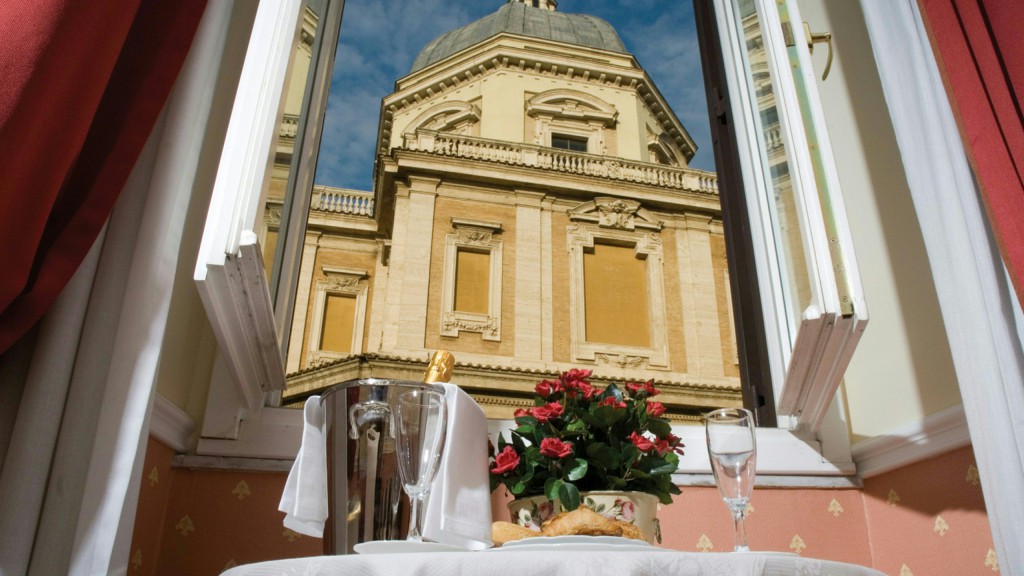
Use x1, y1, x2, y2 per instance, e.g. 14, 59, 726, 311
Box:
314, 1, 713, 190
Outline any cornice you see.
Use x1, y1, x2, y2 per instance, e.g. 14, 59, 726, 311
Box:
379, 33, 696, 161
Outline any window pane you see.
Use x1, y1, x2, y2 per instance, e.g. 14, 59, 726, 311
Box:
737, 0, 812, 345
583, 243, 651, 347
454, 249, 490, 315
552, 134, 588, 152
320, 294, 356, 353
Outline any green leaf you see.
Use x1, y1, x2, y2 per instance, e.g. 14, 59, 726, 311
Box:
557, 482, 581, 511
601, 383, 624, 403
545, 478, 564, 501
646, 418, 672, 438
649, 460, 678, 475
514, 424, 535, 435
606, 475, 628, 489
621, 444, 640, 469
566, 458, 588, 481
511, 432, 527, 455
511, 479, 527, 494
585, 442, 620, 470
514, 414, 539, 427
565, 419, 588, 432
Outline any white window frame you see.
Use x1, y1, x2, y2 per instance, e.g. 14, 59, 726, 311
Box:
714, 0, 867, 434
440, 218, 503, 341
193, 0, 863, 478
306, 266, 369, 366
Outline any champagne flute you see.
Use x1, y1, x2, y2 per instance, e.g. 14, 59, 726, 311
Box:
705, 408, 756, 552
395, 389, 447, 542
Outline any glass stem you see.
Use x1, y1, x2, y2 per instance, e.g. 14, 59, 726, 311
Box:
732, 508, 749, 552
407, 495, 423, 541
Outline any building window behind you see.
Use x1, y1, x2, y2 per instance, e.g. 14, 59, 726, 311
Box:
567, 198, 669, 369
320, 294, 356, 353
583, 243, 651, 347
552, 134, 588, 152
454, 248, 491, 315
306, 266, 369, 367
441, 218, 503, 341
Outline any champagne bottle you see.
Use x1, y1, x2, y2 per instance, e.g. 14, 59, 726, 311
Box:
423, 350, 454, 383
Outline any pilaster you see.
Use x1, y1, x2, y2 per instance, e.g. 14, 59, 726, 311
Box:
677, 213, 725, 378
513, 191, 546, 360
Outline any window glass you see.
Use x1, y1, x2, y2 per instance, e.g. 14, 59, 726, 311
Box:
552, 134, 588, 152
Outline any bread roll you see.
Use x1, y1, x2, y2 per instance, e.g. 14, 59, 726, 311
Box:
540, 507, 622, 537
491, 521, 541, 546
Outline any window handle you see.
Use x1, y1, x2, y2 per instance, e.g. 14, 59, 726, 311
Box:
803, 22, 833, 81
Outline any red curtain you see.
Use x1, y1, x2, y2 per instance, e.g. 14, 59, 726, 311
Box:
918, 0, 1024, 304
0, 0, 208, 354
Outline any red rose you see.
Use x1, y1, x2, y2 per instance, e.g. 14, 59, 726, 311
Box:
668, 433, 685, 455
514, 408, 529, 418
560, 369, 593, 390
653, 438, 671, 456
599, 396, 626, 409
531, 401, 565, 423
629, 431, 655, 452
646, 402, 666, 417
535, 379, 562, 398
491, 446, 520, 474
627, 380, 659, 397
539, 437, 573, 459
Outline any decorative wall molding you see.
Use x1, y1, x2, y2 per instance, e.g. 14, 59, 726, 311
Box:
440, 219, 503, 341
851, 403, 970, 478
566, 214, 670, 369
151, 395, 196, 453
306, 266, 369, 366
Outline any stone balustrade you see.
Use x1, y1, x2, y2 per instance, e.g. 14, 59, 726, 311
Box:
313, 186, 375, 216
404, 130, 718, 195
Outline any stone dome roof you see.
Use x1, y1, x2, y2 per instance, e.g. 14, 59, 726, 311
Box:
410, 3, 627, 72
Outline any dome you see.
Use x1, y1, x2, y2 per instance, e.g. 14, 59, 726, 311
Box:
410, 3, 627, 72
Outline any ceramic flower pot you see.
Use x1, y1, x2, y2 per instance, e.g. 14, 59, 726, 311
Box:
508, 490, 661, 543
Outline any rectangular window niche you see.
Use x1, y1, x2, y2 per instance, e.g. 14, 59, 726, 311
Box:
567, 211, 669, 370
307, 266, 368, 367
441, 218, 503, 341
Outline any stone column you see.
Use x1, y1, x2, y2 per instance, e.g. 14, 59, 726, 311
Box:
286, 230, 321, 374
389, 176, 440, 353
677, 213, 724, 379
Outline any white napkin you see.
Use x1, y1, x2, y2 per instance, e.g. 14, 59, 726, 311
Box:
422, 383, 493, 549
278, 396, 328, 538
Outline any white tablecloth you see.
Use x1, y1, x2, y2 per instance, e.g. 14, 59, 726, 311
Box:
221, 550, 886, 576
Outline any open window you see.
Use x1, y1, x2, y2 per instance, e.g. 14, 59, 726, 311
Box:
695, 0, 867, 434
194, 0, 866, 470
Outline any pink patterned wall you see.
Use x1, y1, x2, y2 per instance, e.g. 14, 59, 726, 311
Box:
131, 440, 998, 575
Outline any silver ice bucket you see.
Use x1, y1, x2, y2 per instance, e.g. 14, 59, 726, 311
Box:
321, 378, 445, 554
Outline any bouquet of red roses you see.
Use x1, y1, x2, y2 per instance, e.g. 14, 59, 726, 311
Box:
488, 369, 684, 511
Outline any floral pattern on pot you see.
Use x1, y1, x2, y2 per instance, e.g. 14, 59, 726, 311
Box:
508, 490, 661, 543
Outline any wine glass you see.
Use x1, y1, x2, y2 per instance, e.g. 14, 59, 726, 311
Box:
395, 389, 448, 542
705, 408, 756, 552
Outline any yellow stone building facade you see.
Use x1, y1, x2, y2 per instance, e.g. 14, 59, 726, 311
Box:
277, 1, 742, 420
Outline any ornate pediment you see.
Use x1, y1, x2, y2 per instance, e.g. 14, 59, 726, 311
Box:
567, 197, 663, 231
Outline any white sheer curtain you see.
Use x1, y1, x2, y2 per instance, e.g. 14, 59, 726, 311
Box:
860, 1, 1024, 573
